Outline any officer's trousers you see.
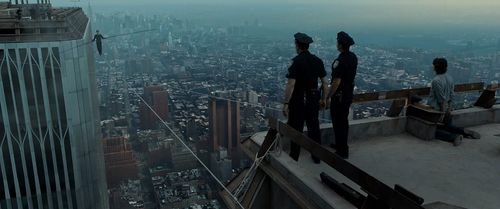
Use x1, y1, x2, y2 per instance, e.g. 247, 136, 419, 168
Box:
330, 98, 351, 158
287, 98, 321, 161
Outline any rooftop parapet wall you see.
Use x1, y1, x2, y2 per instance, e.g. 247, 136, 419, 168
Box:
318, 104, 500, 145
316, 82, 499, 144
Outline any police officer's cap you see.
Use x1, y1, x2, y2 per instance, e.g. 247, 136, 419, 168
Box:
337, 31, 355, 47
294, 32, 313, 44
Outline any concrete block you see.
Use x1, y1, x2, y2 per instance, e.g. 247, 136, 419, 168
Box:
406, 116, 437, 141
452, 105, 499, 127
494, 105, 500, 123
349, 116, 407, 142
318, 117, 407, 145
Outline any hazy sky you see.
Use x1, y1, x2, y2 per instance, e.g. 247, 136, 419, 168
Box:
61, 0, 500, 37
79, 0, 500, 19
83, 0, 500, 6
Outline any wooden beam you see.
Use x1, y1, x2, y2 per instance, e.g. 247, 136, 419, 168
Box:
269, 118, 425, 209
406, 105, 444, 123
475, 89, 496, 108
454, 82, 484, 92
241, 169, 267, 208
387, 99, 406, 117
487, 84, 499, 90
353, 82, 484, 104
320, 172, 366, 208
257, 128, 278, 158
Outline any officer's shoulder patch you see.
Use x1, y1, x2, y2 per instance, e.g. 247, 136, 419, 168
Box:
332, 60, 339, 69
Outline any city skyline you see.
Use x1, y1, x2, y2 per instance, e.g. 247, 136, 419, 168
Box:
34, 0, 492, 36
0, 1, 498, 209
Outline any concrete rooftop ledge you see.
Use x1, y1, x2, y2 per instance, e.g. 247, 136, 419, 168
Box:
245, 123, 500, 209
238, 105, 500, 209
318, 104, 500, 145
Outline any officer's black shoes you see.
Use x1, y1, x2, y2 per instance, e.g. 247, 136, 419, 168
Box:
312, 156, 321, 164
335, 151, 349, 159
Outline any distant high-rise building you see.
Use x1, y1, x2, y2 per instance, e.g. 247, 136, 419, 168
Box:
168, 32, 174, 48
125, 57, 153, 75
208, 98, 241, 168
185, 117, 199, 139
247, 90, 259, 105
139, 86, 169, 130
103, 137, 139, 189
0, 3, 108, 209
209, 150, 233, 182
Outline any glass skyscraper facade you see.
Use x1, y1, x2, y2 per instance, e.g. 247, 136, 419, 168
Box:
0, 4, 108, 209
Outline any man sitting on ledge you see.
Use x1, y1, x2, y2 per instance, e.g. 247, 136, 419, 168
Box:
414, 58, 481, 146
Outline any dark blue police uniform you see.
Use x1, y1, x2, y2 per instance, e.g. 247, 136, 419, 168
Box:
331, 31, 357, 159
287, 33, 327, 162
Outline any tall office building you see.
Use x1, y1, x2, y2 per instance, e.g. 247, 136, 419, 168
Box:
102, 136, 139, 189
208, 98, 241, 168
139, 85, 169, 130
0, 2, 108, 209
247, 90, 259, 105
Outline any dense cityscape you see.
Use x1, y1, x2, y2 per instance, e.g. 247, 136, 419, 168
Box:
92, 10, 500, 209
0, 1, 498, 209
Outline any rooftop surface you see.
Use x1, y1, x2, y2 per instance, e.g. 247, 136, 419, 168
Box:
0, 2, 88, 42
249, 122, 500, 209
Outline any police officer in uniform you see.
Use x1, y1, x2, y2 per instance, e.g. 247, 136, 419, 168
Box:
326, 31, 357, 159
283, 33, 329, 164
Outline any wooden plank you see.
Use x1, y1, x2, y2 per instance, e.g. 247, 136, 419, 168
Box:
454, 82, 484, 92
270, 118, 425, 209
487, 84, 499, 90
241, 169, 267, 208
387, 99, 406, 117
257, 127, 278, 158
353, 92, 380, 103
320, 172, 366, 208
406, 105, 444, 123
474, 89, 496, 108
353, 88, 430, 103
353, 82, 484, 103
220, 169, 249, 209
